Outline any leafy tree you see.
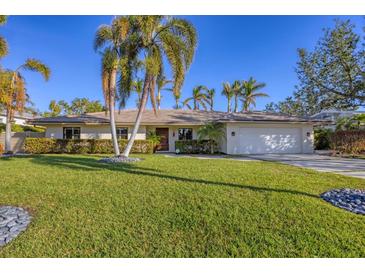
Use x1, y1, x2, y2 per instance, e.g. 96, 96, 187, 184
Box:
0, 59, 50, 153
221, 82, 233, 113
183, 85, 209, 110
132, 79, 143, 108
0, 15, 8, 59
47, 100, 62, 117
206, 88, 215, 111
264, 97, 307, 116
241, 77, 268, 111
232, 80, 242, 112
70, 97, 103, 114
197, 121, 225, 154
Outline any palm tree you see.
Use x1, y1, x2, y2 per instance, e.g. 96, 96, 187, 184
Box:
241, 77, 269, 112
183, 85, 209, 110
232, 80, 242, 112
0, 15, 8, 60
156, 75, 172, 110
132, 79, 143, 108
94, 16, 138, 156
0, 59, 50, 153
121, 16, 197, 158
206, 88, 215, 111
197, 121, 225, 154
221, 82, 233, 113
173, 93, 182, 109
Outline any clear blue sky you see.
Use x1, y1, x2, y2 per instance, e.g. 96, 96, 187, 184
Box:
1, 15, 363, 112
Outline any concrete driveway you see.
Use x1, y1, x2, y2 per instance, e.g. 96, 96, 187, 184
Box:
246, 154, 365, 179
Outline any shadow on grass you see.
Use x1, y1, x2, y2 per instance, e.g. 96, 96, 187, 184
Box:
28, 154, 319, 199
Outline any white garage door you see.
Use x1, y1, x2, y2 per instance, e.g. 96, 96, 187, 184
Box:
237, 127, 302, 154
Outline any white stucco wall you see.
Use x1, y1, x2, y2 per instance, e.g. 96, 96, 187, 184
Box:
0, 115, 27, 125
226, 122, 314, 154
45, 124, 146, 140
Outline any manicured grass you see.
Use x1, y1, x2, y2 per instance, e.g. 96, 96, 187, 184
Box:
0, 154, 365, 257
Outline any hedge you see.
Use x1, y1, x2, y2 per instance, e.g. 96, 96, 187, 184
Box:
330, 130, 365, 155
24, 138, 154, 154
175, 140, 219, 154
314, 128, 333, 150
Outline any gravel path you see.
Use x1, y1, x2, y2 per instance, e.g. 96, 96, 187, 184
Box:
0, 206, 32, 247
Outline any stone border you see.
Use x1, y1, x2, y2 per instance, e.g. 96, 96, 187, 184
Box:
321, 189, 365, 215
98, 156, 142, 164
0, 206, 32, 247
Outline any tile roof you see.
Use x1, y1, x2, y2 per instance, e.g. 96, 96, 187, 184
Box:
29, 109, 318, 125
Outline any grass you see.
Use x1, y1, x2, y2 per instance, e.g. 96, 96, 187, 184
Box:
0, 154, 365, 257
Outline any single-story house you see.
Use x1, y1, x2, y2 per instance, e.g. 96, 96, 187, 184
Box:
1, 110, 40, 126
29, 109, 319, 154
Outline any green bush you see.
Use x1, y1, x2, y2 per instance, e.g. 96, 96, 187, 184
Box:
330, 130, 365, 155
0, 123, 45, 133
24, 138, 154, 154
314, 128, 333, 150
175, 140, 219, 154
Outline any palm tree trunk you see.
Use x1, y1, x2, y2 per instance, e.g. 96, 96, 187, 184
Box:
210, 141, 214, 154
121, 74, 150, 158
210, 98, 213, 111
227, 98, 231, 113
5, 108, 12, 153
157, 89, 161, 110
234, 95, 238, 112
109, 69, 120, 156
194, 99, 197, 110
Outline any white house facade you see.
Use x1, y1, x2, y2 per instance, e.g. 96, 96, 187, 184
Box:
30, 109, 318, 155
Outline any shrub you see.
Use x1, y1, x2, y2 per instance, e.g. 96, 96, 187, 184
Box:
314, 128, 333, 150
330, 130, 365, 155
0, 123, 45, 133
175, 140, 219, 154
24, 138, 154, 154
0, 143, 4, 155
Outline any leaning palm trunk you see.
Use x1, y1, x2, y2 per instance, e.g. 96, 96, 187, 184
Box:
5, 108, 12, 153
157, 89, 161, 110
109, 70, 120, 156
122, 75, 150, 157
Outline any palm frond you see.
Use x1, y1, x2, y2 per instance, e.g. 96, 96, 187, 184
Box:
22, 58, 51, 81
94, 25, 113, 51
0, 15, 7, 25
0, 36, 8, 58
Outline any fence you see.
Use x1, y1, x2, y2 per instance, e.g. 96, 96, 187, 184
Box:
0, 132, 45, 153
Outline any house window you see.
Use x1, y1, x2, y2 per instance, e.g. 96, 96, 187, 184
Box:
178, 128, 193, 140
117, 127, 128, 139
63, 127, 80, 139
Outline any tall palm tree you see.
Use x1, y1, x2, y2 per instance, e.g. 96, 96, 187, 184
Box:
173, 93, 181, 109
221, 82, 233, 113
232, 80, 242, 113
132, 79, 143, 108
121, 16, 197, 158
183, 85, 209, 110
94, 16, 138, 156
241, 77, 269, 112
156, 75, 172, 110
0, 15, 8, 60
206, 88, 215, 111
0, 59, 50, 153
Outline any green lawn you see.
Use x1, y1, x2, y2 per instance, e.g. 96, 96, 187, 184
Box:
0, 154, 365, 257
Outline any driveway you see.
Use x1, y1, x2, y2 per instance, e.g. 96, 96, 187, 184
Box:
246, 154, 365, 179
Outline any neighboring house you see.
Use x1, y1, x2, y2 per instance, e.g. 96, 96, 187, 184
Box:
0, 110, 39, 126
311, 110, 365, 130
29, 109, 319, 155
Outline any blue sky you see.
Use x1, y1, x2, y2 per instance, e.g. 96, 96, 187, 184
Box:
0, 15, 363, 112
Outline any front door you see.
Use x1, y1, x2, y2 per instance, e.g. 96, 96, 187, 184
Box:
155, 128, 169, 151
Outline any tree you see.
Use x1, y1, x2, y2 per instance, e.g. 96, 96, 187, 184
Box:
0, 15, 8, 59
121, 16, 197, 158
232, 80, 242, 112
132, 79, 143, 108
206, 88, 215, 111
0, 59, 50, 153
296, 19, 364, 107
173, 93, 182, 109
264, 97, 307, 116
156, 75, 172, 110
221, 82, 233, 113
94, 16, 138, 156
183, 85, 209, 110
197, 121, 225, 154
241, 77, 268, 111
48, 100, 62, 117
70, 97, 103, 114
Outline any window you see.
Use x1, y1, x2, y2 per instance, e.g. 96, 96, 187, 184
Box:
178, 128, 193, 140
117, 127, 128, 139
63, 127, 80, 139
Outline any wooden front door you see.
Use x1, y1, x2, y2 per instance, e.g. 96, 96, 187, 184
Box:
155, 128, 169, 151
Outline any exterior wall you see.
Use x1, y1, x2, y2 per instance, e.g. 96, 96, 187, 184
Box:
226, 122, 314, 154
0, 115, 27, 125
45, 124, 146, 140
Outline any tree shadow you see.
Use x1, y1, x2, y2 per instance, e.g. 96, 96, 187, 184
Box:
29, 155, 319, 199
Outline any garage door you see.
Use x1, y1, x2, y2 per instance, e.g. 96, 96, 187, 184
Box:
237, 127, 302, 154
